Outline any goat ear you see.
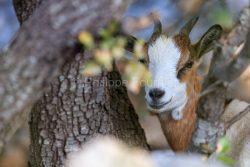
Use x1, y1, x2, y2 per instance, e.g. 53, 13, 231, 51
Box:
180, 16, 199, 35
116, 33, 138, 52
193, 24, 222, 59
123, 34, 138, 52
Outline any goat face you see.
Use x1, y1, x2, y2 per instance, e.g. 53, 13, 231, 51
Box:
125, 17, 222, 120
145, 35, 189, 120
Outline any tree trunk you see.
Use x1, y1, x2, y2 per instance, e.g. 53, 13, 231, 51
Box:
11, 0, 149, 166
29, 52, 148, 167
13, 0, 42, 24
1, 0, 137, 154
0, 0, 150, 165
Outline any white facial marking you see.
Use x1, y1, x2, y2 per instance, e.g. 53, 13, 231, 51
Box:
145, 35, 187, 119
171, 101, 187, 120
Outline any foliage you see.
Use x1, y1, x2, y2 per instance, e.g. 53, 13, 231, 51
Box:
215, 137, 235, 166
78, 21, 151, 93
209, 4, 234, 30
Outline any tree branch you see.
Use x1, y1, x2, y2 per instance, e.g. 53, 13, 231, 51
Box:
204, 7, 250, 86
225, 105, 250, 129
190, 7, 250, 154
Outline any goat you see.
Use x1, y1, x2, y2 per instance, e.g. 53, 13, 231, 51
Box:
126, 17, 222, 151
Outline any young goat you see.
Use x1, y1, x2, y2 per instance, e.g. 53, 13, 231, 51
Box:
126, 17, 222, 151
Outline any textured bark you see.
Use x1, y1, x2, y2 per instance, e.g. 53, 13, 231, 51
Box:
11, 0, 148, 166
13, 0, 42, 24
29, 52, 148, 166
1, 0, 146, 155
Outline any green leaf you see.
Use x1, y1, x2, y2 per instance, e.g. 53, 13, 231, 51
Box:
134, 39, 145, 59
216, 137, 231, 154
211, 7, 233, 29
100, 38, 116, 49
78, 31, 94, 49
82, 61, 102, 76
112, 47, 125, 59
106, 20, 119, 34
142, 70, 152, 86
94, 49, 113, 71
217, 154, 235, 166
124, 61, 150, 93
116, 36, 127, 47
99, 29, 111, 39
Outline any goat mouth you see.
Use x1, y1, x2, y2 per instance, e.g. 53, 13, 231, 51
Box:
148, 98, 172, 110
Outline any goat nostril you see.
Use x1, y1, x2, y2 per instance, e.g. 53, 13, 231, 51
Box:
149, 88, 165, 100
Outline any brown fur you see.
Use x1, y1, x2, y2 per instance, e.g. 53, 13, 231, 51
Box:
174, 33, 191, 71
157, 34, 202, 151
158, 66, 201, 151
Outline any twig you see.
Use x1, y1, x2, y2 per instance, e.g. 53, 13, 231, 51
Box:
225, 105, 250, 129
199, 80, 223, 98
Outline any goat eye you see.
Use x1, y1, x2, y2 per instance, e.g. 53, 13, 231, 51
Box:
138, 59, 146, 64
184, 61, 193, 69
177, 61, 193, 78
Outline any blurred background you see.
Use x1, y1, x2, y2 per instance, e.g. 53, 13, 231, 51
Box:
0, 0, 18, 48
0, 0, 249, 166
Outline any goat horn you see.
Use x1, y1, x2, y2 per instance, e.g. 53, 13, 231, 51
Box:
149, 20, 162, 43
153, 20, 162, 34
180, 16, 199, 35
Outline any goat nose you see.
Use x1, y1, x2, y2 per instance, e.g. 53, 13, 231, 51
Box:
149, 88, 165, 100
